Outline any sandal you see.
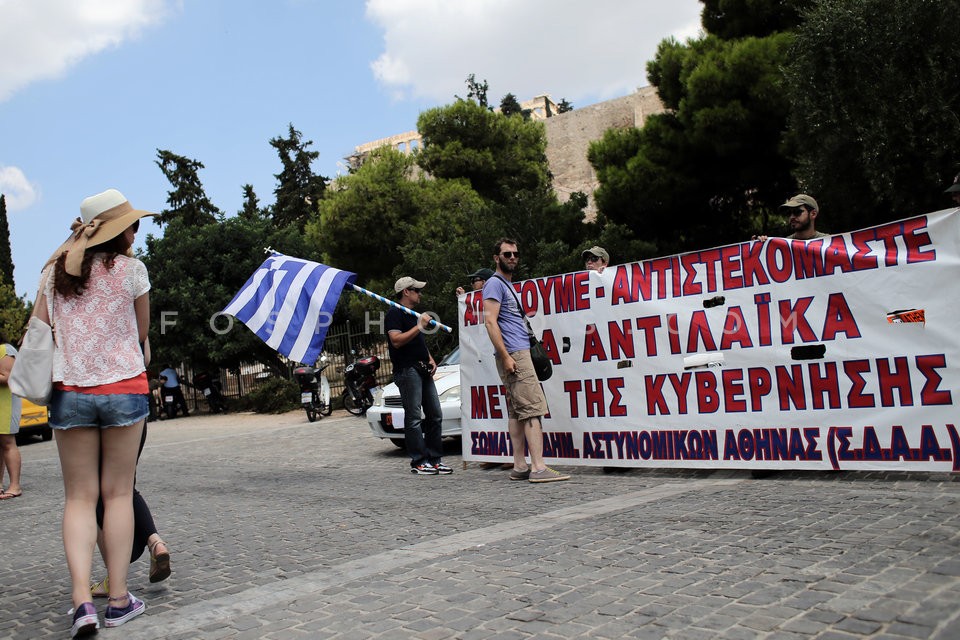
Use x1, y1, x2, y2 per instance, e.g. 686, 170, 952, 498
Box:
148, 537, 171, 583
90, 576, 109, 598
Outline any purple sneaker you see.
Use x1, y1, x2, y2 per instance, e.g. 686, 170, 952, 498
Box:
104, 592, 145, 628
70, 602, 99, 638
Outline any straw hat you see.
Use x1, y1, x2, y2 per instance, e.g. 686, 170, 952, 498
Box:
47, 189, 155, 276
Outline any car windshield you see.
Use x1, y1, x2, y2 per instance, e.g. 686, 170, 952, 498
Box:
438, 347, 460, 366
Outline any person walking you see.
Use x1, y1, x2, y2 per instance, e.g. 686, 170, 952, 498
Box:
482, 238, 570, 484
0, 340, 23, 500
385, 277, 450, 475
35, 188, 153, 636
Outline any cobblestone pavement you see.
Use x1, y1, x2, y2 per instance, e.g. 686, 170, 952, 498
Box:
2, 410, 959, 639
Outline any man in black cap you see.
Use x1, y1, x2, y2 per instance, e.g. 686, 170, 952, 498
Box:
945, 172, 960, 207
456, 267, 494, 296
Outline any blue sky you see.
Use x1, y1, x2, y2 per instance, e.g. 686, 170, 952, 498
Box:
0, 0, 701, 297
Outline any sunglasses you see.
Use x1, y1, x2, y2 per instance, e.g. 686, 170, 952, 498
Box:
585, 255, 601, 262
469, 277, 485, 284
500, 251, 519, 259
408, 288, 423, 294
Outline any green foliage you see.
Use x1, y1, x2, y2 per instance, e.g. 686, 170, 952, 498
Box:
463, 73, 490, 109
556, 99, 574, 114
0, 275, 29, 344
417, 99, 552, 205
499, 93, 523, 118
591, 4, 803, 254
701, 0, 811, 40
0, 195, 13, 287
155, 150, 223, 226
269, 124, 327, 229
240, 375, 299, 413
308, 148, 422, 282
784, 0, 960, 231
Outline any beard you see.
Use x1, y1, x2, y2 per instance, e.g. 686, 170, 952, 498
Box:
498, 259, 517, 275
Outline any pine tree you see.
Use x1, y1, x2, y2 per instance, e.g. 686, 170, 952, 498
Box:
0, 194, 14, 287
155, 150, 222, 226
269, 124, 327, 230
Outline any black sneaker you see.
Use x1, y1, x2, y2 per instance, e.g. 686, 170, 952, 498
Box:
410, 463, 438, 475
70, 602, 99, 638
434, 462, 453, 475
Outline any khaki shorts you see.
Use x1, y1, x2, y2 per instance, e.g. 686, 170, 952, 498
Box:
495, 349, 548, 421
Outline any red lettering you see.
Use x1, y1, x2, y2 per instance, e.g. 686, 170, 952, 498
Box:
747, 367, 772, 411
877, 357, 913, 407
722, 369, 746, 412
720, 245, 744, 290
582, 325, 607, 362
916, 354, 952, 405
719, 306, 753, 349
821, 292, 861, 340
695, 371, 720, 413
843, 359, 875, 408
902, 217, 936, 263
686, 310, 718, 353
809, 362, 841, 409
779, 297, 817, 344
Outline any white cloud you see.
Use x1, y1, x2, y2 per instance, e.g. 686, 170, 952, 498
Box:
366, 0, 702, 104
0, 0, 173, 102
0, 166, 39, 211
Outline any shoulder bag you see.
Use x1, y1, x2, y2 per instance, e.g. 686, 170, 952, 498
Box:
494, 274, 553, 381
9, 270, 55, 405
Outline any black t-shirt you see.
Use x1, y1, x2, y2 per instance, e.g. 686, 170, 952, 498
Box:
385, 306, 430, 369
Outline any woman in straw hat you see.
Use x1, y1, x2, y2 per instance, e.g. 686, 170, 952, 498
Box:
33, 188, 154, 636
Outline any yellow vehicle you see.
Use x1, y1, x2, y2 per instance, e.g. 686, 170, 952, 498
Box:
18, 398, 52, 441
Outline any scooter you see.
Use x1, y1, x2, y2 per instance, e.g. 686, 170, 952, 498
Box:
293, 355, 333, 422
342, 353, 380, 416
192, 371, 227, 414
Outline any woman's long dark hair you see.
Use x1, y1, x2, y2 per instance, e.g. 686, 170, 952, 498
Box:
54, 233, 133, 298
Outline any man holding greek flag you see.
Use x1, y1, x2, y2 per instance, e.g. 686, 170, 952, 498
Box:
221, 253, 356, 365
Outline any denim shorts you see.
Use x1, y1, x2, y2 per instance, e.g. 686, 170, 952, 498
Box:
49, 389, 149, 430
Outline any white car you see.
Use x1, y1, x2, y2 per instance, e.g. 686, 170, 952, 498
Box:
366, 348, 462, 448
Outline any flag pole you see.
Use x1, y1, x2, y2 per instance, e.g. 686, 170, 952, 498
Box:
350, 284, 453, 333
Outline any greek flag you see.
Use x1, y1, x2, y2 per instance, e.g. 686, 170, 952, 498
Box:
222, 253, 356, 364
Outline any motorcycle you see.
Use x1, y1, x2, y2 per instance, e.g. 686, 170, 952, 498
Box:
192, 371, 227, 414
293, 355, 333, 422
342, 353, 380, 416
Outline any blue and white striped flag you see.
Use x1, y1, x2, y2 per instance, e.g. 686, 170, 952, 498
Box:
222, 253, 356, 364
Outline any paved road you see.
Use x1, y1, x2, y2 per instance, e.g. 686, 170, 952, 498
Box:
2, 410, 959, 639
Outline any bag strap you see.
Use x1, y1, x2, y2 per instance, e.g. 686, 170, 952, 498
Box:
493, 273, 536, 338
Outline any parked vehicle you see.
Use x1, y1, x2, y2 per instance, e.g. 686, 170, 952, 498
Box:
292, 355, 332, 422
192, 371, 227, 414
342, 353, 380, 416
17, 398, 52, 442
366, 347, 462, 448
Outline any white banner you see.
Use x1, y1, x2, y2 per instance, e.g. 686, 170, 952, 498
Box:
459, 209, 960, 472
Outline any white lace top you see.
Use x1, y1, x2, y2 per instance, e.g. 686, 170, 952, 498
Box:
44, 255, 151, 386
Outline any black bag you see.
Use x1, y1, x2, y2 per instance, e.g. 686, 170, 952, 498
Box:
495, 274, 553, 381
528, 333, 553, 381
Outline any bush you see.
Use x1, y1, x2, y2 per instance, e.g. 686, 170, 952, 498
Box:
243, 376, 300, 414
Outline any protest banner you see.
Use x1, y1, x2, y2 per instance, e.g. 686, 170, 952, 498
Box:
459, 209, 960, 472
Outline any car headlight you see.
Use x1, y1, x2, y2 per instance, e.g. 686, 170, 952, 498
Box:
372, 386, 385, 406
438, 385, 460, 404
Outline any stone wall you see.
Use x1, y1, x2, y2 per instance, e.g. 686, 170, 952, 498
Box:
348, 87, 665, 220
543, 86, 663, 220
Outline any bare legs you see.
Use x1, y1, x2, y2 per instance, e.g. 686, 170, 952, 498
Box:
0, 433, 21, 497
56, 421, 144, 608
508, 416, 547, 473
